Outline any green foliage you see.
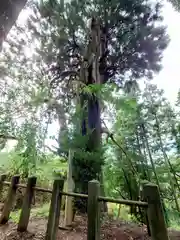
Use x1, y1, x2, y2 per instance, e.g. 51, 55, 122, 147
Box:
35, 155, 67, 185
167, 208, 180, 230
10, 203, 50, 223
1, 0, 180, 228
103, 83, 180, 224
0, 152, 10, 171
81, 84, 103, 96
168, 0, 180, 11
2, 150, 67, 187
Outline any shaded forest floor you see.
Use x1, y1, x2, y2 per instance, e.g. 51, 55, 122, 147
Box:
0, 214, 180, 240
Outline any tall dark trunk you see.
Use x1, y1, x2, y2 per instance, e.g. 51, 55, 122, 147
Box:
72, 93, 102, 213
72, 18, 105, 213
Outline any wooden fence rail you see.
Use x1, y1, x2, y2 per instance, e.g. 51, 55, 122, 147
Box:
0, 174, 169, 240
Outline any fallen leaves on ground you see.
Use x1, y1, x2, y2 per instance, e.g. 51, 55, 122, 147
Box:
0, 214, 179, 239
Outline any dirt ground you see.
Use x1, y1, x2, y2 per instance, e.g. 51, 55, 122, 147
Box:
0, 215, 180, 240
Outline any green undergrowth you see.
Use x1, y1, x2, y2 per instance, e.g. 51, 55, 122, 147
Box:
10, 203, 50, 223
0, 152, 67, 183
9, 202, 180, 232
107, 203, 139, 224
2, 152, 180, 231
108, 203, 180, 231
166, 209, 180, 230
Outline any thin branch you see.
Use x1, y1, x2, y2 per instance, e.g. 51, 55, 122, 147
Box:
49, 70, 79, 87
0, 134, 18, 140
101, 120, 137, 175
45, 145, 58, 155
174, 172, 180, 178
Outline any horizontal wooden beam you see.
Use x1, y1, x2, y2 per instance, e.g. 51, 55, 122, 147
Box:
3, 180, 148, 207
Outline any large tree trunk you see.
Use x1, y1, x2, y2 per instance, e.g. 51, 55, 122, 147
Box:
73, 87, 102, 213
73, 18, 106, 213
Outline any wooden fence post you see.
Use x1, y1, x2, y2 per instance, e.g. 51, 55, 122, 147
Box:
45, 178, 64, 240
0, 175, 20, 224
64, 149, 74, 227
17, 176, 37, 232
143, 183, 169, 240
87, 180, 100, 240
140, 182, 151, 236
0, 174, 6, 200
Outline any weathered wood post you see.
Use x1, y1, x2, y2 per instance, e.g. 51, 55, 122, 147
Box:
0, 175, 20, 224
17, 176, 37, 232
140, 180, 151, 236
143, 183, 169, 240
87, 180, 100, 240
64, 149, 75, 227
45, 178, 64, 240
0, 174, 6, 200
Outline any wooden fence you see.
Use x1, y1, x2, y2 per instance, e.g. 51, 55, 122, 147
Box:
0, 174, 169, 240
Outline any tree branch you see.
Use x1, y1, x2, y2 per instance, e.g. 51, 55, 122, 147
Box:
45, 145, 58, 155
49, 70, 79, 87
0, 134, 18, 140
101, 121, 137, 174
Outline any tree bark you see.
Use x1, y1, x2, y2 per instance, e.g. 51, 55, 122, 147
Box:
73, 18, 106, 213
